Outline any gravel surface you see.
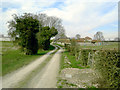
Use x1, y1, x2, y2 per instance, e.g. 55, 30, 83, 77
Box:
32, 49, 63, 88
58, 68, 101, 88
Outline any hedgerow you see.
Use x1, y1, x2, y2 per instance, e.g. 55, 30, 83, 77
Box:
94, 50, 120, 88
65, 42, 120, 88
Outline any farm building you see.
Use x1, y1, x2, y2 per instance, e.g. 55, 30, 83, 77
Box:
76, 37, 92, 42
76, 38, 85, 42
56, 37, 70, 44
84, 36, 92, 42
0, 34, 11, 41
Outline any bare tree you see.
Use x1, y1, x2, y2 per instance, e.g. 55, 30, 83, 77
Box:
35, 13, 47, 26
76, 34, 81, 39
45, 16, 62, 28
36, 13, 65, 39
114, 37, 120, 41
94, 31, 105, 41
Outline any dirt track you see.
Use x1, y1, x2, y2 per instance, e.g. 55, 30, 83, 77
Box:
2, 46, 63, 88
27, 48, 63, 88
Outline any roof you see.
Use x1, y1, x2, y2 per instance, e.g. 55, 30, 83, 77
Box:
85, 36, 92, 40
92, 40, 101, 42
77, 38, 85, 42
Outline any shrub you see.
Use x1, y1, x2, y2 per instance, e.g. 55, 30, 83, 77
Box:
94, 50, 120, 88
69, 38, 78, 56
37, 26, 58, 50
8, 13, 39, 55
65, 41, 120, 88
79, 49, 92, 66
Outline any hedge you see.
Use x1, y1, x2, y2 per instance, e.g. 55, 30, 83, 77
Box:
65, 43, 120, 88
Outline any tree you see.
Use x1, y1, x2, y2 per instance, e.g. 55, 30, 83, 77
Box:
94, 31, 105, 41
69, 38, 78, 56
76, 34, 81, 39
8, 13, 39, 55
36, 13, 65, 40
114, 37, 120, 41
8, 13, 63, 52
37, 26, 58, 50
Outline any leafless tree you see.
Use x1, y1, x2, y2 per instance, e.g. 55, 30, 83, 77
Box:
36, 13, 65, 39
76, 34, 81, 39
94, 31, 105, 41
114, 37, 120, 41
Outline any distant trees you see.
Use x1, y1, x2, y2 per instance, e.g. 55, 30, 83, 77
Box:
8, 13, 60, 55
94, 31, 105, 41
75, 34, 81, 39
114, 37, 120, 41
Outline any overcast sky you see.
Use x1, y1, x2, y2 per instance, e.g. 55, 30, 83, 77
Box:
0, 0, 119, 39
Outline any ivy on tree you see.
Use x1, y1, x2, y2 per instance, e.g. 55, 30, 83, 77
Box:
8, 13, 58, 54
37, 26, 58, 50
8, 13, 39, 55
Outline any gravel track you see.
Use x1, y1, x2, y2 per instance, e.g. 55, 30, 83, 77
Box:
32, 48, 63, 88
2, 47, 57, 88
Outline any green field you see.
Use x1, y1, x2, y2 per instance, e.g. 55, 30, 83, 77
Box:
79, 42, 118, 50
1, 41, 55, 76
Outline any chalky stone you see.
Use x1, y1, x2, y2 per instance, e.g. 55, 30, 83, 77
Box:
65, 74, 72, 78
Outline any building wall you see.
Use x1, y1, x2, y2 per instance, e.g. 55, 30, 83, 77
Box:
0, 37, 11, 41
78, 42, 102, 46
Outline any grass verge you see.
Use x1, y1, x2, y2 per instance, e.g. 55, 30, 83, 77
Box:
2, 41, 55, 76
15, 48, 58, 88
60, 50, 90, 71
57, 50, 90, 88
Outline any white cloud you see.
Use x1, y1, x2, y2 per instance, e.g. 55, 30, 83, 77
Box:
0, 8, 18, 35
0, 0, 118, 39
43, 1, 118, 39
0, 0, 59, 35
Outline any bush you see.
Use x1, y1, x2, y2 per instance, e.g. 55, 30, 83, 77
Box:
79, 49, 92, 66
94, 50, 120, 88
65, 44, 70, 52
69, 38, 78, 56
65, 39, 120, 88
8, 13, 39, 55
37, 26, 58, 50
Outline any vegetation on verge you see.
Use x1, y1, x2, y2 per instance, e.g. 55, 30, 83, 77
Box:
64, 40, 120, 88
60, 51, 90, 70
2, 41, 55, 76
94, 50, 120, 88
57, 79, 77, 88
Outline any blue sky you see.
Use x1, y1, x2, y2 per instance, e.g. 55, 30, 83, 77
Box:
0, 0, 119, 40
